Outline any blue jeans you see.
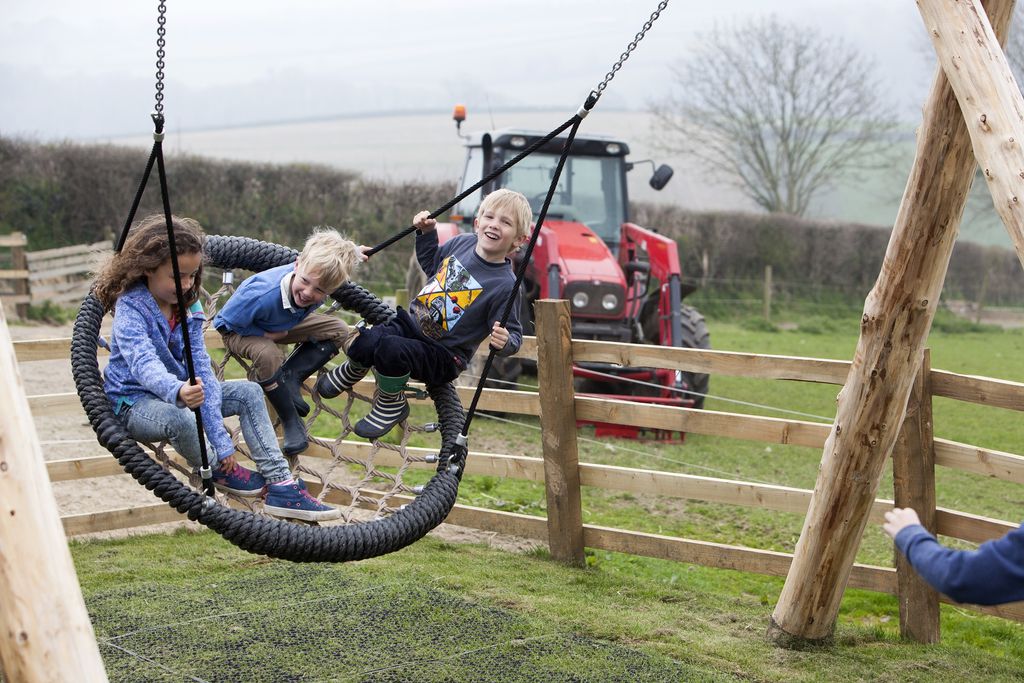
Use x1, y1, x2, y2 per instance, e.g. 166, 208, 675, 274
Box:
124, 380, 291, 483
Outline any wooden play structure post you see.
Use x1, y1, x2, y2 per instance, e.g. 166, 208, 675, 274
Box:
10, 233, 29, 319
534, 299, 586, 566
769, 0, 1017, 645
892, 350, 939, 643
0, 309, 109, 680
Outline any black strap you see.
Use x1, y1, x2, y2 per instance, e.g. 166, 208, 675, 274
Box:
114, 138, 216, 495
460, 114, 585, 441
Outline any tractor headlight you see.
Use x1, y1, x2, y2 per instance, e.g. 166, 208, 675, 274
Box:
601, 293, 619, 311
572, 292, 590, 309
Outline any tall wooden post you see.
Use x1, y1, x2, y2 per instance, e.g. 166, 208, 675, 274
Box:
534, 299, 585, 566
768, 0, 1016, 645
892, 349, 939, 643
0, 308, 109, 680
763, 265, 773, 323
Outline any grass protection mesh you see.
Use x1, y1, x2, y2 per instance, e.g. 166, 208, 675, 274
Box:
84, 553, 720, 683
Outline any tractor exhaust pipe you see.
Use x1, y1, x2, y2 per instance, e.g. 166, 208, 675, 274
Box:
669, 274, 683, 348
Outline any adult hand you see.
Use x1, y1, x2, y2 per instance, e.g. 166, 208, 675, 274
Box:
179, 377, 205, 409
883, 507, 922, 539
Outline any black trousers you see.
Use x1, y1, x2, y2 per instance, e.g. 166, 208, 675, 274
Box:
347, 308, 462, 387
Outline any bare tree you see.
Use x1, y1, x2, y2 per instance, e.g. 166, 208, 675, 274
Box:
650, 16, 898, 216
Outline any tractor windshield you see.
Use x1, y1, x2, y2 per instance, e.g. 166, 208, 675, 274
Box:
498, 153, 627, 246
453, 146, 628, 248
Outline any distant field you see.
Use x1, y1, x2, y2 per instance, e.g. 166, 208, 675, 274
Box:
104, 110, 1018, 249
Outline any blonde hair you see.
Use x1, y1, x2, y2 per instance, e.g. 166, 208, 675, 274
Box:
93, 214, 206, 312
478, 189, 533, 245
296, 227, 360, 292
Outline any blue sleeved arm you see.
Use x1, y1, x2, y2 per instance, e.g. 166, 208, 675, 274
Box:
415, 230, 441, 279
894, 523, 1024, 605
215, 287, 284, 336
113, 299, 185, 405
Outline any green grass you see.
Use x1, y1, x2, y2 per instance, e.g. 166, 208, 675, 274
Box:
65, 310, 1024, 681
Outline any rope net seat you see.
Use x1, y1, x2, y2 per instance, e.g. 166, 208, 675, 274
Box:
72, 234, 467, 562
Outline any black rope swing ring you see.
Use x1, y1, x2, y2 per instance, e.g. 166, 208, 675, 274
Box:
72, 236, 467, 562
70, 1, 670, 563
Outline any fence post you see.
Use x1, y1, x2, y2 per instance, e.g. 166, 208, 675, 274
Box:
394, 287, 409, 310
534, 299, 585, 566
9, 233, 29, 319
0, 307, 109, 681
892, 348, 939, 643
763, 265, 773, 322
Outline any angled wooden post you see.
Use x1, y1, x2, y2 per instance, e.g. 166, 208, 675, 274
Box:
919, 0, 1024, 267
0, 307, 109, 681
892, 349, 939, 643
768, 0, 1016, 646
534, 299, 585, 566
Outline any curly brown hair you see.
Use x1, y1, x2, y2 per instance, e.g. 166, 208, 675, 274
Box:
93, 214, 206, 312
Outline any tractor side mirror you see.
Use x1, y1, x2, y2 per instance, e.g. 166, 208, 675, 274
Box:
649, 164, 674, 191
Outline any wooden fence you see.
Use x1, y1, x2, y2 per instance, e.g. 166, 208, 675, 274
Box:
0, 233, 109, 316
14, 300, 1024, 641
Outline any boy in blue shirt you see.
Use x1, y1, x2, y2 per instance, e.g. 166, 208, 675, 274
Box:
317, 188, 531, 439
214, 228, 362, 455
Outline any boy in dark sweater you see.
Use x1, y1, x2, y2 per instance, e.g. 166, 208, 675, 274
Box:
883, 506, 1024, 605
317, 188, 531, 439
213, 228, 362, 455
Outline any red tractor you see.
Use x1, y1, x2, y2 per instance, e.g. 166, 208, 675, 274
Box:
408, 106, 710, 431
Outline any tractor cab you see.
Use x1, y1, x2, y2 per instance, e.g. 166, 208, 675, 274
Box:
448, 128, 672, 257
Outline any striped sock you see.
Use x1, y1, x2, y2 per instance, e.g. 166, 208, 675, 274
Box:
354, 389, 410, 439
316, 361, 369, 399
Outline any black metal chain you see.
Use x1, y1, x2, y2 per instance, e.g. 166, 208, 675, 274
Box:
155, 1, 167, 116
591, 0, 669, 102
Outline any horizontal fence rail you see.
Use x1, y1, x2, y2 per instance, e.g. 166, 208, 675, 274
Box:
1, 236, 111, 313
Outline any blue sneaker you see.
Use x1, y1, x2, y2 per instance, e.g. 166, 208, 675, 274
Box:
211, 462, 266, 497
264, 482, 341, 522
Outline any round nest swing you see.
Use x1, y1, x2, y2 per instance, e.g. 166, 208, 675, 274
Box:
71, 234, 467, 562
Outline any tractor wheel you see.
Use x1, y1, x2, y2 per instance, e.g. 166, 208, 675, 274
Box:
679, 304, 710, 409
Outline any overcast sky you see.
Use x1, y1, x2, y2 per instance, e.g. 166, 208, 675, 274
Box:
1, 0, 934, 140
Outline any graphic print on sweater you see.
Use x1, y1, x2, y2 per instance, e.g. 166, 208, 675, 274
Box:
411, 255, 482, 340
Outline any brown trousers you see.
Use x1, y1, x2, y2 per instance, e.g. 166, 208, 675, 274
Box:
220, 312, 357, 382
